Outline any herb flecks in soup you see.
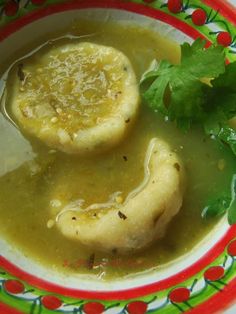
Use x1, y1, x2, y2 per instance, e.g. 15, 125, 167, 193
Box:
0, 21, 235, 279
8, 42, 139, 154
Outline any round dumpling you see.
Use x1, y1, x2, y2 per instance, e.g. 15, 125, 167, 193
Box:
8, 42, 139, 154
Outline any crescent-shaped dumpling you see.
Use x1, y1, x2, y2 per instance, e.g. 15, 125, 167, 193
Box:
54, 138, 185, 253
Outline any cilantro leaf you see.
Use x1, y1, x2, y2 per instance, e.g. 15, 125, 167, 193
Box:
202, 175, 236, 223
141, 38, 225, 131
202, 67, 236, 150
140, 59, 163, 85
211, 62, 236, 92
228, 174, 236, 224
168, 78, 205, 130
141, 38, 236, 156
202, 195, 231, 219
143, 74, 169, 115
141, 60, 172, 114
218, 126, 236, 155
203, 65, 236, 122
204, 111, 222, 136
180, 40, 225, 78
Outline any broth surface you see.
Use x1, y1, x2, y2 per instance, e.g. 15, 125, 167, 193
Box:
0, 20, 235, 279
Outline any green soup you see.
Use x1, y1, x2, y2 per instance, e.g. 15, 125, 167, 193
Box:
0, 20, 235, 279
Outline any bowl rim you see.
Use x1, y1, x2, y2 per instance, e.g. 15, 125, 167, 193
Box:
0, 1, 236, 313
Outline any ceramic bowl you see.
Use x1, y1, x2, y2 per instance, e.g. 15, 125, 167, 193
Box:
0, 1, 236, 313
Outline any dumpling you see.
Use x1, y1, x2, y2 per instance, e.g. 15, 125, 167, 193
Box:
52, 138, 185, 253
8, 42, 139, 154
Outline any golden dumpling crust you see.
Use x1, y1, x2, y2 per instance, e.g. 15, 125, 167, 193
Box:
9, 42, 140, 154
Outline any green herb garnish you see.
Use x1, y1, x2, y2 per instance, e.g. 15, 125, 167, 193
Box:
141, 38, 236, 223
228, 174, 236, 224
202, 175, 236, 223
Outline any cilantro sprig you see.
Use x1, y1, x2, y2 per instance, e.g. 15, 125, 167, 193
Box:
140, 38, 236, 223
202, 175, 236, 224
